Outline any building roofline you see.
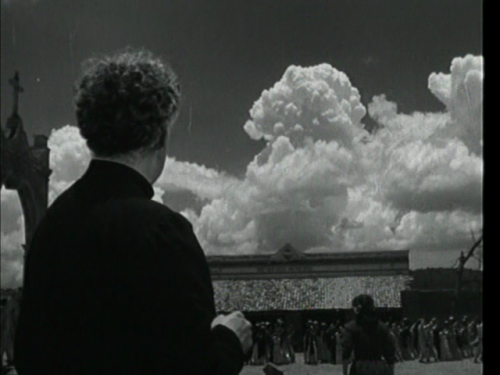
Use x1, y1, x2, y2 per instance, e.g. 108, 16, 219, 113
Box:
207, 248, 410, 264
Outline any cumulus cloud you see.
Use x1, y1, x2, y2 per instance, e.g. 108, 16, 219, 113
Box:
368, 94, 398, 123
1, 190, 25, 288
244, 64, 367, 150
47, 125, 92, 203
157, 158, 239, 201
1, 223, 24, 288
1, 55, 483, 287
192, 65, 370, 254
2, 0, 41, 6
362, 56, 483, 219
189, 57, 483, 258
428, 55, 483, 155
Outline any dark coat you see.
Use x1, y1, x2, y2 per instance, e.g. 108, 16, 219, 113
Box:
341, 320, 396, 364
14, 160, 244, 375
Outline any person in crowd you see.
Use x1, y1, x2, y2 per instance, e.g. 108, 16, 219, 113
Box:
425, 318, 439, 362
303, 321, 310, 364
341, 294, 396, 375
317, 322, 325, 363
418, 318, 430, 363
431, 318, 441, 361
447, 317, 462, 360
249, 322, 262, 365
258, 321, 271, 365
460, 317, 473, 358
263, 322, 271, 365
1, 289, 21, 370
455, 319, 464, 358
325, 322, 336, 364
439, 320, 453, 361
410, 319, 420, 359
0, 299, 4, 365
14, 49, 252, 375
282, 323, 295, 364
472, 318, 482, 363
304, 320, 318, 365
335, 324, 344, 365
397, 323, 406, 362
313, 321, 322, 364
457, 317, 466, 358
271, 323, 283, 365
399, 318, 412, 361
468, 317, 479, 362
405, 319, 416, 359
1, 294, 10, 368
390, 323, 403, 363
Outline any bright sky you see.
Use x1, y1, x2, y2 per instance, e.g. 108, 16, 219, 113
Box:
1, 0, 483, 288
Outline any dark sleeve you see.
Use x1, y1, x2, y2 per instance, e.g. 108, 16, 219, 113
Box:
340, 326, 353, 360
132, 211, 244, 375
211, 325, 246, 374
381, 326, 397, 365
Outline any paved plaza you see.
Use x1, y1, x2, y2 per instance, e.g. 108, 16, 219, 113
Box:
241, 354, 483, 375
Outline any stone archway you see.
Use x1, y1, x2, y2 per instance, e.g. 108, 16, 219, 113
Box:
1, 72, 51, 260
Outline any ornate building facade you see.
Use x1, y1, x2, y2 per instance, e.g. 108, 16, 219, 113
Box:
208, 244, 410, 312
1, 72, 51, 259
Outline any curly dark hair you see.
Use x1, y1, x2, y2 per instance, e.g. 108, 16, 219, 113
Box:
74, 48, 181, 157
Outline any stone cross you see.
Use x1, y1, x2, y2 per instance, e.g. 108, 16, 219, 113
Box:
8, 71, 24, 115
2, 71, 51, 259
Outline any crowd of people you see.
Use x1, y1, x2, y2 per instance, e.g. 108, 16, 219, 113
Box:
248, 319, 296, 365
387, 316, 483, 364
303, 320, 344, 365
1, 286, 483, 372
246, 314, 483, 367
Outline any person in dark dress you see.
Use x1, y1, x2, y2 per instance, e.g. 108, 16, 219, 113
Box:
14, 49, 252, 375
341, 294, 396, 375
325, 322, 336, 364
432, 318, 442, 360
399, 318, 412, 360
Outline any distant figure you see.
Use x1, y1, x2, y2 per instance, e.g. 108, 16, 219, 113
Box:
425, 318, 439, 362
432, 318, 441, 360
325, 322, 336, 364
304, 320, 318, 364
271, 320, 284, 365
447, 318, 462, 360
399, 318, 413, 360
417, 318, 430, 363
341, 294, 396, 375
335, 326, 343, 365
390, 323, 403, 362
439, 321, 453, 361
282, 324, 295, 364
1, 289, 21, 368
14, 49, 252, 375
472, 319, 482, 363
460, 317, 472, 358
467, 318, 478, 356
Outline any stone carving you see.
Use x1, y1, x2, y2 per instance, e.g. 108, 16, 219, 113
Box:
1, 72, 51, 257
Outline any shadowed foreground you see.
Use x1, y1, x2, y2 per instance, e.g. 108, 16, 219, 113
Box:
1, 354, 483, 375
241, 354, 483, 375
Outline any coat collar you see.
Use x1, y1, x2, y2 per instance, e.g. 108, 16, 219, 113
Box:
83, 159, 155, 200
